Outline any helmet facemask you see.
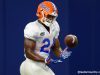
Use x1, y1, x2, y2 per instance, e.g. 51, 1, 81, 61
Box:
41, 11, 57, 27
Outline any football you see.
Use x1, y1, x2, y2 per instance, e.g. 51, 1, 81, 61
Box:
64, 34, 78, 48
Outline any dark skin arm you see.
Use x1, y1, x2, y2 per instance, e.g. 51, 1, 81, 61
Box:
52, 38, 62, 57
24, 38, 45, 63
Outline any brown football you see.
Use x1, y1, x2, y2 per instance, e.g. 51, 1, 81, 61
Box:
64, 34, 78, 48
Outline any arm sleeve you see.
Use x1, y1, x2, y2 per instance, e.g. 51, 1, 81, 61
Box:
24, 22, 38, 41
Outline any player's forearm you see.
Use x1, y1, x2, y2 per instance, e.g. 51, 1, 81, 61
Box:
25, 49, 45, 63
52, 39, 63, 57
52, 47, 62, 57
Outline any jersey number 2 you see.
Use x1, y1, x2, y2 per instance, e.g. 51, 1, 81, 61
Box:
40, 38, 50, 53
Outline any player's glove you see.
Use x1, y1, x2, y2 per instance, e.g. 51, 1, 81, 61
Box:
45, 57, 62, 64
60, 47, 72, 59
50, 59, 63, 63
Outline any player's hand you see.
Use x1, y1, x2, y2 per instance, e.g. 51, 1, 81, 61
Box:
45, 57, 62, 64
60, 47, 72, 59
50, 59, 63, 64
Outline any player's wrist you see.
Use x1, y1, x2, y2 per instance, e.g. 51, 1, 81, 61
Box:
45, 57, 52, 64
45, 58, 48, 63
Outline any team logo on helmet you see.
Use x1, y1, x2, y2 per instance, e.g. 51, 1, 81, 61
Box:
40, 3, 50, 12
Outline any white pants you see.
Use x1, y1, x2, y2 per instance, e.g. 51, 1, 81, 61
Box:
20, 58, 55, 75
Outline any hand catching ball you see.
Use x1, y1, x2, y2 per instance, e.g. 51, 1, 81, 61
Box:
64, 34, 78, 48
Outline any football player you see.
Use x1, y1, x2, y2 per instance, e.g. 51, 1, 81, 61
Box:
20, 1, 71, 75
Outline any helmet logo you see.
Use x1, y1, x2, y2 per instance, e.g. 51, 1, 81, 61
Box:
40, 3, 50, 12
